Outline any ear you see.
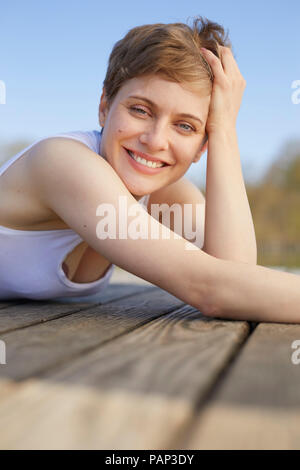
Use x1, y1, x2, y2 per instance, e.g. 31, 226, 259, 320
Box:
98, 87, 109, 127
193, 138, 208, 163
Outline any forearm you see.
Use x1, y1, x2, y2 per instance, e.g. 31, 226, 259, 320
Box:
203, 128, 257, 264
209, 260, 300, 323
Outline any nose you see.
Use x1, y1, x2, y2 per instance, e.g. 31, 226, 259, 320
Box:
139, 120, 169, 152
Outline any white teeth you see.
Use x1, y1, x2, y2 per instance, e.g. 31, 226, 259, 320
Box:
128, 150, 164, 168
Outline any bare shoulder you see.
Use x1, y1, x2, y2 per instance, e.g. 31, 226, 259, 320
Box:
28, 136, 113, 204
28, 136, 103, 175
149, 176, 205, 208
28, 136, 131, 227
0, 137, 99, 229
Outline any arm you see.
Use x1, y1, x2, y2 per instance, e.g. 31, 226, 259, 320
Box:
204, 129, 257, 263
148, 176, 206, 249
211, 259, 300, 323
29, 138, 300, 324
152, 176, 300, 323
201, 46, 257, 264
29, 137, 216, 313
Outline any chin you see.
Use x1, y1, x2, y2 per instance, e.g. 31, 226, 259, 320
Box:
126, 183, 150, 198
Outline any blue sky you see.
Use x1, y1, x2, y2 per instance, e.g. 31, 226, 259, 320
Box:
0, 0, 299, 186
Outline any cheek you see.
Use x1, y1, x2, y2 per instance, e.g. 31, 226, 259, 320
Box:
110, 116, 133, 136
178, 150, 196, 167
115, 108, 132, 126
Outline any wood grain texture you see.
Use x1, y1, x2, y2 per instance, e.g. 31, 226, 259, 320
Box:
0, 300, 28, 310
0, 287, 183, 381
0, 299, 249, 449
184, 322, 300, 449
0, 284, 152, 334
0, 380, 194, 450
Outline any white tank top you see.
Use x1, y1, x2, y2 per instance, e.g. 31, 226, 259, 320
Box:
0, 130, 150, 300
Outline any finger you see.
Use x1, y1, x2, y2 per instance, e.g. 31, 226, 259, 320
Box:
200, 48, 225, 83
219, 46, 242, 77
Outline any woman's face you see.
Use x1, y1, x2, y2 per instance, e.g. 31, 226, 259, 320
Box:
99, 74, 210, 199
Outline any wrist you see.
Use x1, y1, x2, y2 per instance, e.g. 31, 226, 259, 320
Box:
207, 126, 238, 144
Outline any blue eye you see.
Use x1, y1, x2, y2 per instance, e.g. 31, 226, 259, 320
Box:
130, 106, 195, 133
178, 123, 195, 132
131, 106, 147, 115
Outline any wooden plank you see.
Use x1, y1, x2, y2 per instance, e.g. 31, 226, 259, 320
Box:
183, 322, 300, 449
0, 287, 183, 382
0, 300, 28, 310
0, 283, 152, 334
0, 305, 250, 449
0, 378, 195, 450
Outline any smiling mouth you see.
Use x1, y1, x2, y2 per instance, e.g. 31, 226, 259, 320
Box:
125, 149, 168, 168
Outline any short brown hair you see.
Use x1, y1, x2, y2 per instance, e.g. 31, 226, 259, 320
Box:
102, 16, 232, 106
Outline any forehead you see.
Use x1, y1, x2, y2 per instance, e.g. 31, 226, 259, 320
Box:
117, 75, 210, 110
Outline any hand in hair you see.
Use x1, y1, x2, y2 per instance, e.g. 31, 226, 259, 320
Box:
200, 46, 246, 134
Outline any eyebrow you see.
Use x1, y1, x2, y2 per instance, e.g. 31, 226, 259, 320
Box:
127, 95, 204, 126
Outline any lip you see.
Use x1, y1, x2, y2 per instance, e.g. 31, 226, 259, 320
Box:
124, 148, 169, 175
125, 147, 170, 165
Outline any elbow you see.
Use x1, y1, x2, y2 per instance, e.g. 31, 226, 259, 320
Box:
192, 255, 256, 321
190, 257, 223, 319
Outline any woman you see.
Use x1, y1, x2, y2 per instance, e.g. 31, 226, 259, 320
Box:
0, 17, 299, 322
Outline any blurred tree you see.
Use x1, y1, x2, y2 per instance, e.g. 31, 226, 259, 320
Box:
246, 138, 300, 267
264, 138, 300, 187
283, 157, 300, 190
